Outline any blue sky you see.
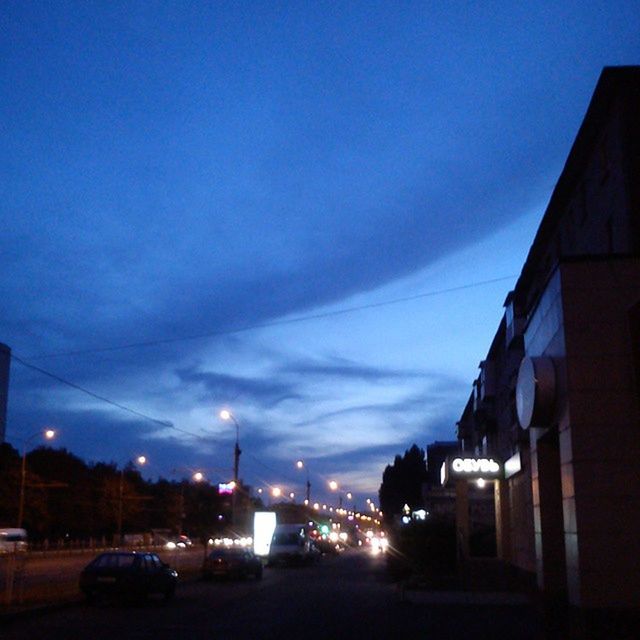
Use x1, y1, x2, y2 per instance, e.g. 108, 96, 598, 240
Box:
2, 2, 639, 507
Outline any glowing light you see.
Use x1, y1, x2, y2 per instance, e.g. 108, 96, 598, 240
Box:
136, 456, 147, 466
219, 481, 235, 494
328, 480, 338, 491
44, 429, 56, 440
220, 409, 231, 421
193, 472, 204, 482
452, 457, 500, 474
476, 478, 486, 488
254, 512, 277, 556
272, 487, 282, 498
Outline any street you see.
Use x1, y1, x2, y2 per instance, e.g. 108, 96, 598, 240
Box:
0, 547, 205, 604
2, 549, 544, 639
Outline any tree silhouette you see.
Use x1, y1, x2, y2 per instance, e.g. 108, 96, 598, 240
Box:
378, 444, 428, 524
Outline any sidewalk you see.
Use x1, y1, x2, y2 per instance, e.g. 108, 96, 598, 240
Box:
394, 558, 640, 639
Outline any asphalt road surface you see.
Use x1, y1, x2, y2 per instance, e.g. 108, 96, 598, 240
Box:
0, 547, 204, 603
2, 549, 544, 640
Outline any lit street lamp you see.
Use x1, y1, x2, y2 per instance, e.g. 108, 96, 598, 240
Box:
117, 455, 147, 545
17, 428, 56, 528
219, 410, 241, 483
329, 480, 345, 510
220, 409, 242, 527
296, 460, 311, 504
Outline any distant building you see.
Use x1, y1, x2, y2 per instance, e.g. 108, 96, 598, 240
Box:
452, 67, 640, 614
0, 342, 10, 443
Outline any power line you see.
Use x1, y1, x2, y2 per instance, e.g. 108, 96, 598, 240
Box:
10, 353, 204, 440
8, 274, 518, 472
27, 275, 517, 360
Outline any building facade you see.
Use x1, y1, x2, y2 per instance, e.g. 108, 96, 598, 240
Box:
453, 67, 640, 612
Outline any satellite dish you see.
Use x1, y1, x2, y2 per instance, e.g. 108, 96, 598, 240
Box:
516, 357, 556, 429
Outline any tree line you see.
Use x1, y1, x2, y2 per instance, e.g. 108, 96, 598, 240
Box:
0, 443, 258, 543
0, 440, 429, 543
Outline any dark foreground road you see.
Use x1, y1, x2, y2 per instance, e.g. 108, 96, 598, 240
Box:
2, 549, 543, 640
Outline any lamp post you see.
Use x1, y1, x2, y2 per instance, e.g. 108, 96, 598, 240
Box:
329, 479, 347, 512
117, 455, 147, 546
17, 428, 56, 528
171, 468, 206, 535
296, 460, 311, 504
219, 410, 241, 484
220, 410, 241, 527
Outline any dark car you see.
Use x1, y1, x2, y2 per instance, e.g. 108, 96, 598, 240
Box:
79, 551, 178, 603
202, 547, 263, 580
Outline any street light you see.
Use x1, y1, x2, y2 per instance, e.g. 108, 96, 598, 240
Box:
170, 467, 206, 535
296, 460, 311, 504
17, 428, 56, 528
117, 455, 147, 546
220, 409, 242, 527
328, 480, 344, 510
219, 410, 241, 483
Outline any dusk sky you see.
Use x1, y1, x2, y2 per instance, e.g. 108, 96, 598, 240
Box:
2, 2, 639, 507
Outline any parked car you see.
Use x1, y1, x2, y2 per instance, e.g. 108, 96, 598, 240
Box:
0, 528, 28, 554
203, 547, 263, 580
79, 551, 178, 603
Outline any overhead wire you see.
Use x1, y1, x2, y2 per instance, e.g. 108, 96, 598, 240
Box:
8, 274, 519, 478
10, 353, 204, 440
25, 275, 517, 360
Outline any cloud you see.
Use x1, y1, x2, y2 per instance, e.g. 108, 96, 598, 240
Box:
174, 366, 301, 408
279, 355, 429, 381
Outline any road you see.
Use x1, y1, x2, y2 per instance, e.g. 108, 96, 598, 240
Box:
0, 547, 204, 604
2, 549, 544, 639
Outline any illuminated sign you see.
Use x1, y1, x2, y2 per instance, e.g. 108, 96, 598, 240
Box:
504, 452, 522, 479
253, 512, 277, 557
451, 457, 500, 474
441, 456, 503, 485
218, 481, 236, 495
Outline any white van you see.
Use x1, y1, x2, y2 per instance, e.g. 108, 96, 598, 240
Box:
268, 523, 314, 566
0, 528, 28, 554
